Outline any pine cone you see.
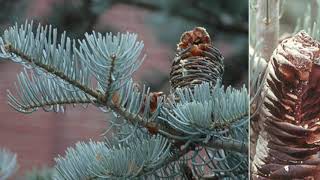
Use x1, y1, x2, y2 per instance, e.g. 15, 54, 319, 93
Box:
169, 27, 224, 92
252, 31, 320, 179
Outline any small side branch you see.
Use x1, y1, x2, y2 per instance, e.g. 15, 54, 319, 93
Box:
203, 138, 248, 154
5, 44, 104, 102
20, 99, 93, 111
105, 54, 116, 101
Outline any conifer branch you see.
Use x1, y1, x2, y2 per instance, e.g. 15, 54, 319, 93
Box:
5, 44, 104, 102
0, 23, 248, 179
204, 138, 248, 154
5, 43, 248, 155
5, 45, 247, 153
0, 148, 17, 180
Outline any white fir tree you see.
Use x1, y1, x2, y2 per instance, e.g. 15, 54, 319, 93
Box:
0, 22, 248, 179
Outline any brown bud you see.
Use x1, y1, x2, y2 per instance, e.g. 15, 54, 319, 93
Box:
178, 32, 193, 49
111, 91, 120, 106
192, 27, 211, 44
140, 92, 164, 114
145, 122, 159, 135
189, 45, 203, 57
188, 44, 210, 57
95, 153, 102, 161
178, 27, 211, 50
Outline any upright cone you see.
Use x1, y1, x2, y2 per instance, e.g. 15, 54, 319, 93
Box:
169, 27, 224, 92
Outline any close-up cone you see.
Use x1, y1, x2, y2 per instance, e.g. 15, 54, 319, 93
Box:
250, 0, 320, 179
251, 31, 320, 179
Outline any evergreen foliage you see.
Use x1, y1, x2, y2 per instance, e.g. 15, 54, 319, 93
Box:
0, 22, 248, 179
0, 148, 17, 180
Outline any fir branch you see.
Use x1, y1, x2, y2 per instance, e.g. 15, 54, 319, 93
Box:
7, 68, 96, 113
4, 42, 160, 133
54, 136, 171, 179
17, 99, 92, 112
105, 54, 116, 100
0, 148, 17, 180
2, 29, 161, 140
109, 81, 248, 154
4, 37, 159, 133
204, 138, 248, 154
0, 22, 248, 179
24, 167, 54, 180
105, 125, 193, 179
1, 23, 248, 156
160, 82, 248, 134
4, 44, 104, 102
1, 22, 146, 103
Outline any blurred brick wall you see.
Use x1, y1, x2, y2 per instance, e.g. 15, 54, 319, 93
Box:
0, 1, 172, 177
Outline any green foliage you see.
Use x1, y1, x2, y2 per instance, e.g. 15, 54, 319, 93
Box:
0, 21, 248, 179
0, 22, 146, 113
0, 148, 17, 180
55, 137, 170, 179
161, 82, 248, 134
24, 167, 54, 180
